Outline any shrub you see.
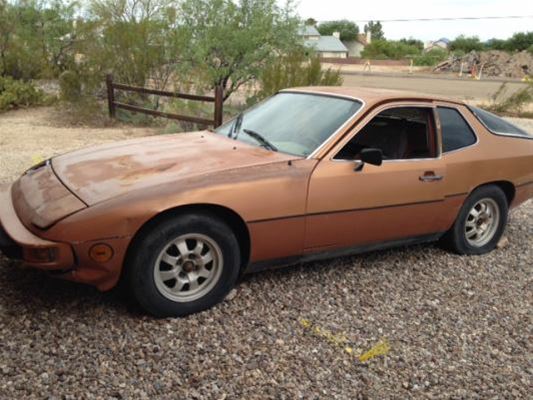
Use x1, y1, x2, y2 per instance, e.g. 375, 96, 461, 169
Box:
59, 70, 82, 102
505, 32, 533, 52
0, 77, 45, 111
413, 48, 449, 66
361, 40, 421, 59
255, 50, 343, 101
482, 82, 533, 117
449, 35, 484, 52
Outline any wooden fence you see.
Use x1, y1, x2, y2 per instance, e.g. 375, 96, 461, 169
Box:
105, 74, 224, 128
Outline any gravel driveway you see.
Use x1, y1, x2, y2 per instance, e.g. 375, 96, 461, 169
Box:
0, 107, 531, 399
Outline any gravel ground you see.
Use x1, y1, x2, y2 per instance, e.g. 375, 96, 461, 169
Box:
0, 107, 532, 399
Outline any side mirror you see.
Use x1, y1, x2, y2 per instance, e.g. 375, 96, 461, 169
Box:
359, 148, 383, 166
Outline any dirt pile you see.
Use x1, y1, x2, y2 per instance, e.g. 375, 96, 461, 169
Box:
434, 50, 533, 79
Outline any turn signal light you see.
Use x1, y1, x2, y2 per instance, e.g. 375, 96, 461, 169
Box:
89, 243, 114, 263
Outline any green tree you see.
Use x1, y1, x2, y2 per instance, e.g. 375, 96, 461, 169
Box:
0, 0, 78, 79
449, 35, 483, 52
179, 0, 300, 101
257, 49, 343, 100
485, 38, 507, 51
86, 0, 187, 90
505, 31, 533, 51
364, 20, 384, 41
317, 20, 359, 41
399, 38, 424, 51
305, 17, 317, 26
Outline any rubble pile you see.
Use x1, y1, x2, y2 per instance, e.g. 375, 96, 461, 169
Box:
433, 50, 533, 79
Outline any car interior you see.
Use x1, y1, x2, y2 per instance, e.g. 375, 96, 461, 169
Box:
335, 107, 437, 160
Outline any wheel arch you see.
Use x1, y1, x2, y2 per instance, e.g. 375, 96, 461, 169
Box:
470, 180, 515, 205
443, 180, 515, 234
123, 203, 251, 278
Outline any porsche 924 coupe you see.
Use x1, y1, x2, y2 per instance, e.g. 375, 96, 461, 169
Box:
1, 87, 532, 317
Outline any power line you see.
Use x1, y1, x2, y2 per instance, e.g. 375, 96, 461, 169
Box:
351, 15, 533, 23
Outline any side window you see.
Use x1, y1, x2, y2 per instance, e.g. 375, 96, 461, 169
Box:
335, 107, 436, 160
438, 107, 477, 152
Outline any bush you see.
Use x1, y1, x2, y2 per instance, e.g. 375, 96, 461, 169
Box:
505, 32, 533, 52
255, 51, 343, 101
449, 35, 484, 52
483, 82, 533, 117
361, 40, 421, 59
59, 70, 82, 102
0, 77, 45, 111
413, 48, 449, 66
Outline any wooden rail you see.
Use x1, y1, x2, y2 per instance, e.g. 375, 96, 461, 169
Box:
105, 74, 224, 128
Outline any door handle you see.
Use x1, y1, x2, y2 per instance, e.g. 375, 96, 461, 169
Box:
419, 172, 443, 182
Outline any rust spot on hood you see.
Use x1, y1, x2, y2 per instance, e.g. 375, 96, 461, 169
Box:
51, 131, 296, 205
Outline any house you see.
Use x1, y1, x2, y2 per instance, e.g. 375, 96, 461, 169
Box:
424, 38, 450, 52
343, 32, 371, 58
298, 26, 348, 58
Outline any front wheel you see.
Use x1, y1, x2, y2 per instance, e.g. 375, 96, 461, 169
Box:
127, 213, 241, 317
441, 185, 508, 255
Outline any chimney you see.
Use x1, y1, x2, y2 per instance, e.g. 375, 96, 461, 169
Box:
333, 31, 340, 39
366, 30, 372, 44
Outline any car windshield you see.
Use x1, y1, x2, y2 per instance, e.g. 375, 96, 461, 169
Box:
216, 92, 363, 157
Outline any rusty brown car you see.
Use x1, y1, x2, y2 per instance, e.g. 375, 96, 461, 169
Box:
1, 87, 532, 316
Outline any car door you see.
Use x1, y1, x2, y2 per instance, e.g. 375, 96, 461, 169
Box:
304, 103, 450, 252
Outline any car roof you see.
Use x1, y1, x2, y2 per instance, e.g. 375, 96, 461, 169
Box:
281, 86, 465, 107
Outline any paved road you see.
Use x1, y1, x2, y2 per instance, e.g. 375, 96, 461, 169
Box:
341, 73, 529, 103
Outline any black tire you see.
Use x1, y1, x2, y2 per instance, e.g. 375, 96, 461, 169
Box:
126, 213, 240, 317
440, 185, 508, 255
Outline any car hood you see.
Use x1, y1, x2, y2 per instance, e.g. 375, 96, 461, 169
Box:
52, 131, 295, 205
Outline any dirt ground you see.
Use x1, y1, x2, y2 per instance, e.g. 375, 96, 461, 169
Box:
0, 104, 531, 398
0, 107, 157, 185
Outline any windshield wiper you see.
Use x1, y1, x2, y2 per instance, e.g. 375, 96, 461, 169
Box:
229, 113, 243, 139
242, 129, 278, 152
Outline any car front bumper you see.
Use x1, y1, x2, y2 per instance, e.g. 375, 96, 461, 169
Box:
1, 183, 131, 291
0, 183, 75, 270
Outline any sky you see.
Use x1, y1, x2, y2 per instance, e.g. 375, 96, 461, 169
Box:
292, 0, 533, 41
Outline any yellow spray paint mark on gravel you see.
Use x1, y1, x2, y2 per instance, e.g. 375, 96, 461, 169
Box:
299, 318, 390, 363
31, 154, 45, 165
358, 339, 390, 362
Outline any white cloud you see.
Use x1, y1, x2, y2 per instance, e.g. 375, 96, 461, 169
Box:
292, 0, 533, 41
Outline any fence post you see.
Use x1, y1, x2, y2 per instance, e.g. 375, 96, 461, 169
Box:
214, 85, 224, 128
106, 74, 116, 118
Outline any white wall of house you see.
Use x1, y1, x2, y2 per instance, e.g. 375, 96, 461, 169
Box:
343, 41, 365, 57
319, 51, 347, 58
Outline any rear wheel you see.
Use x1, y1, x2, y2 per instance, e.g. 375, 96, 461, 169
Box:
127, 213, 240, 317
441, 185, 508, 255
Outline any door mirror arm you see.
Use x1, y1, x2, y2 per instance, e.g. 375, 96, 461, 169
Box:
354, 160, 365, 171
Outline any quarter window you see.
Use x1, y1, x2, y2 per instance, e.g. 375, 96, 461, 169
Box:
470, 106, 531, 138
438, 107, 477, 152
